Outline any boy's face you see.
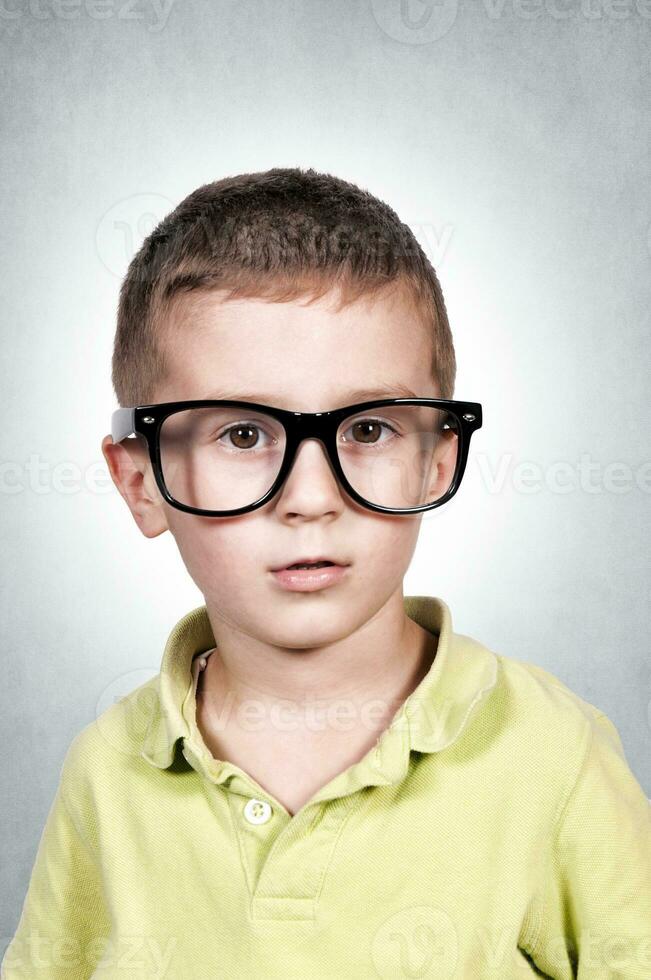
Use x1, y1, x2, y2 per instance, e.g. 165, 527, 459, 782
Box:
103, 284, 442, 649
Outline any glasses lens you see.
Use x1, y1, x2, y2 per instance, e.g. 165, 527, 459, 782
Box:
159, 407, 286, 511
337, 405, 459, 509
158, 404, 460, 513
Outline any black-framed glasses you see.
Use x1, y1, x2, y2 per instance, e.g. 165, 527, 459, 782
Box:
111, 397, 482, 517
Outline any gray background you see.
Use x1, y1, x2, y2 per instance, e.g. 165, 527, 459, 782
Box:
1, 0, 649, 949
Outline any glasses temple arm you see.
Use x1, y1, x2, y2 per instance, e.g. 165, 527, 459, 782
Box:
111, 408, 136, 443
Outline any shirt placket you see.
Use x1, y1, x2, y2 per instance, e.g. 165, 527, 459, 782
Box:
181, 650, 412, 922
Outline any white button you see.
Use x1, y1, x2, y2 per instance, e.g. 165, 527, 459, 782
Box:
243, 798, 272, 825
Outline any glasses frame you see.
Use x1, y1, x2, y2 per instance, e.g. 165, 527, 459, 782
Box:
111, 397, 483, 517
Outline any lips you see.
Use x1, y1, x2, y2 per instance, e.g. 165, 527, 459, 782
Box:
271, 556, 345, 571
270, 561, 350, 592
287, 560, 334, 570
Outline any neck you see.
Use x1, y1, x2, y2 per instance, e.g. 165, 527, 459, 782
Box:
197, 594, 438, 738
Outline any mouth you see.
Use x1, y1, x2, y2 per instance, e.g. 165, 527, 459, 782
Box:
270, 556, 348, 572
269, 559, 350, 592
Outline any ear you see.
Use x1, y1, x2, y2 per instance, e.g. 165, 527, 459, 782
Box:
425, 428, 459, 500
101, 434, 169, 538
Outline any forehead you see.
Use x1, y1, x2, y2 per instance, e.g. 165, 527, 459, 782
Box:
156, 285, 437, 407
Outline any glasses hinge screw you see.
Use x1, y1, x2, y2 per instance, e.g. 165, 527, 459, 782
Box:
143, 416, 155, 423
462, 414, 475, 421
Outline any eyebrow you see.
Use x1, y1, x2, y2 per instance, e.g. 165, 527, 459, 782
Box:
199, 383, 421, 406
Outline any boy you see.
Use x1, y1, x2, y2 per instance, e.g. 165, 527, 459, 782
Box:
2, 167, 650, 979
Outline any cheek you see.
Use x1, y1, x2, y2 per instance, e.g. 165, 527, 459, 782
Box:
369, 516, 422, 564
164, 510, 246, 585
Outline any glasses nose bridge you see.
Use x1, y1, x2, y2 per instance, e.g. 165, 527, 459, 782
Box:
284, 410, 338, 473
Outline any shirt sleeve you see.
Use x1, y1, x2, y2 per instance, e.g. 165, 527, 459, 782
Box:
1, 753, 111, 979
526, 710, 651, 979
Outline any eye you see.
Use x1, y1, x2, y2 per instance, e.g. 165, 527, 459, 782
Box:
340, 418, 398, 447
217, 422, 276, 451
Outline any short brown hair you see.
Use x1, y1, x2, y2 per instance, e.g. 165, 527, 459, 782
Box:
111, 167, 456, 406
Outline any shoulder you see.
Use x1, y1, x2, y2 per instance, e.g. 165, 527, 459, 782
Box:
57, 674, 163, 806
493, 650, 608, 729
467, 641, 622, 794
453, 627, 609, 741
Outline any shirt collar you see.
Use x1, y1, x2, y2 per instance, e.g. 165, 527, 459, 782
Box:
140, 596, 499, 776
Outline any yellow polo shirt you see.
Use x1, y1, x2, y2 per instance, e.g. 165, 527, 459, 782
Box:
2, 596, 650, 979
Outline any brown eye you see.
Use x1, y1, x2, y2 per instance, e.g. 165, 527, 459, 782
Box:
227, 424, 259, 449
341, 417, 398, 447
352, 420, 382, 444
